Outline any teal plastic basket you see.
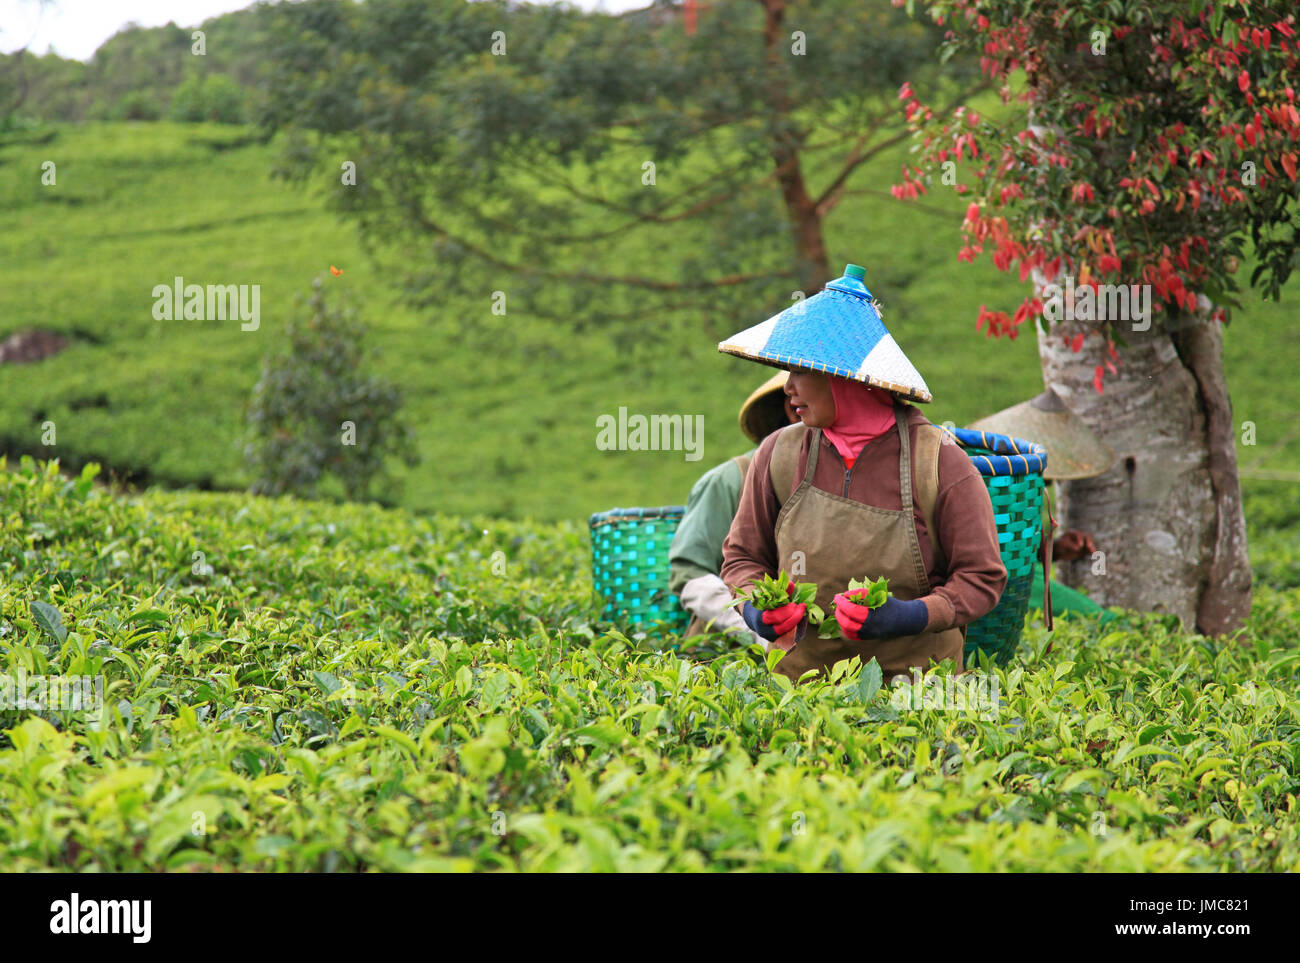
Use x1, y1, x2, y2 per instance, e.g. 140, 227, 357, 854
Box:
588, 506, 690, 633
943, 427, 1048, 665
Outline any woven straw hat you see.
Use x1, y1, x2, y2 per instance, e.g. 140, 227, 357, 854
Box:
966, 388, 1115, 480
738, 370, 790, 443
718, 263, 932, 403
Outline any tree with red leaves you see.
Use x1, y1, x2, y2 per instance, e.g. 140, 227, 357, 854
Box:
894, 0, 1300, 636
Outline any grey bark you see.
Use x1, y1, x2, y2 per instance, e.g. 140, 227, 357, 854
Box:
1036, 312, 1251, 636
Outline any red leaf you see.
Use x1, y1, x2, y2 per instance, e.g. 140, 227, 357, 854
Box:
1093, 365, 1105, 394
1238, 70, 1251, 93
1071, 333, 1084, 353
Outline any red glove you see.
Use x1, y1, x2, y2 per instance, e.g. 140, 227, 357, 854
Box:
762, 601, 807, 638
833, 591, 872, 640
757, 581, 804, 637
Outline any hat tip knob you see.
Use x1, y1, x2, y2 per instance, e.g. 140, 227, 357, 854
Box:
844, 263, 866, 280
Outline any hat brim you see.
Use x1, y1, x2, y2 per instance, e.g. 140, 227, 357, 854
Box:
718, 346, 932, 404
717, 284, 933, 403
966, 389, 1115, 480
738, 370, 790, 443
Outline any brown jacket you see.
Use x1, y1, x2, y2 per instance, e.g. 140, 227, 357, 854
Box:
721, 404, 1007, 631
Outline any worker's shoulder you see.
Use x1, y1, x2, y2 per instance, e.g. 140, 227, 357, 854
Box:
904, 405, 981, 487
689, 450, 753, 495
762, 421, 812, 454
752, 421, 811, 475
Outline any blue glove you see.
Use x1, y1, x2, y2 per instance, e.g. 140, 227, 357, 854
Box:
741, 600, 780, 642
853, 595, 929, 640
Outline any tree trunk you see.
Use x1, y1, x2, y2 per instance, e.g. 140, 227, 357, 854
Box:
774, 167, 831, 291
760, 0, 831, 291
1037, 313, 1252, 636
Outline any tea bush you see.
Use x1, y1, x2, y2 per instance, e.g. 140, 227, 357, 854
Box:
1, 458, 1297, 871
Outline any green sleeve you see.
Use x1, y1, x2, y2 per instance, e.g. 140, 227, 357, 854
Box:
668, 455, 749, 595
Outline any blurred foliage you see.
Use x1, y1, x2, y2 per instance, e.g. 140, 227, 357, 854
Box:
114, 90, 162, 123
169, 74, 247, 125
256, 0, 974, 334
0, 8, 271, 129
244, 278, 417, 503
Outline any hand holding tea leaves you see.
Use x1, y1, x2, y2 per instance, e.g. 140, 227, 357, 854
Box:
846, 575, 890, 608
827, 575, 891, 639
730, 570, 820, 613
729, 570, 824, 644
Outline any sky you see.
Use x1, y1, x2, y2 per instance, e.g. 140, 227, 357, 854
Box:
0, 0, 655, 60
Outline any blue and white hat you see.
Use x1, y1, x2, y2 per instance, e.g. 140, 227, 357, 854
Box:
718, 264, 932, 403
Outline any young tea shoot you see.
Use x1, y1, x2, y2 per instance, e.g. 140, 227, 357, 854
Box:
846, 575, 890, 609
820, 575, 891, 638
728, 570, 825, 624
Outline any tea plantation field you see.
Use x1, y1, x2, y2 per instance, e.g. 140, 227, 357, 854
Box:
2, 457, 1298, 871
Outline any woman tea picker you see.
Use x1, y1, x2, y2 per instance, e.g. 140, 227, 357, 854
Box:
719, 264, 1007, 683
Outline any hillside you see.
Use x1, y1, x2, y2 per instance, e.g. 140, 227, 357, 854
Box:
3, 122, 1297, 520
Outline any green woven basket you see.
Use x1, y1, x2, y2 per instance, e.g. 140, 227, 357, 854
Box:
945, 427, 1048, 666
588, 506, 690, 633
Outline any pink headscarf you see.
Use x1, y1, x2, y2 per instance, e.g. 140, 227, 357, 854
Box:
823, 379, 897, 469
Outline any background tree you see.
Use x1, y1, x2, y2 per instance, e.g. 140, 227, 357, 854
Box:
245, 278, 418, 502
895, 0, 1300, 635
169, 74, 248, 124
255, 0, 982, 347
0, 0, 53, 131
0, 7, 274, 126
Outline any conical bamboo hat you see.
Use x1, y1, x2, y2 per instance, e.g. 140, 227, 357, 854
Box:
966, 388, 1115, 480
738, 370, 790, 444
718, 264, 932, 403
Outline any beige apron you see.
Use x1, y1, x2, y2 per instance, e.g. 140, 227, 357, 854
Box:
771, 401, 964, 683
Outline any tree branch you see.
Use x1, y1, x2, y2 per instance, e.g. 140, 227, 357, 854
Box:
812, 78, 994, 215
405, 197, 791, 290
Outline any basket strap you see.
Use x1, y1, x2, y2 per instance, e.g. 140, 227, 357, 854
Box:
769, 423, 810, 506
731, 453, 752, 482
914, 424, 946, 575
